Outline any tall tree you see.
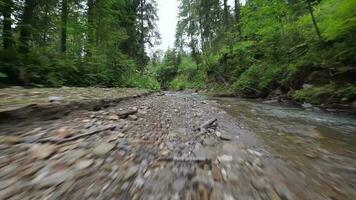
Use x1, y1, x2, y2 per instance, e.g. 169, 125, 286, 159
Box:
1, 0, 13, 49
234, 0, 241, 35
307, 0, 322, 40
223, 0, 230, 31
19, 0, 37, 54
136, 0, 160, 71
60, 0, 68, 53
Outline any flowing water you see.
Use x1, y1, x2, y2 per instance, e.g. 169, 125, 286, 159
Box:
210, 96, 356, 199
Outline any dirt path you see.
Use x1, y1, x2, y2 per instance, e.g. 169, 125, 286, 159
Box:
0, 92, 352, 199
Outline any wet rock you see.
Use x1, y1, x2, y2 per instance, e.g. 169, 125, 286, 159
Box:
93, 143, 116, 156
31, 144, 57, 160
0, 136, 22, 144
75, 159, 94, 170
302, 102, 313, 108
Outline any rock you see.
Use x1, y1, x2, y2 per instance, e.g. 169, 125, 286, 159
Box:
308, 127, 323, 139
263, 99, 278, 104
52, 127, 71, 139
34, 170, 73, 188
48, 96, 63, 103
216, 131, 233, 141
302, 102, 313, 108
31, 144, 57, 160
124, 165, 139, 180
108, 115, 119, 120
93, 143, 116, 156
302, 84, 313, 89
128, 115, 138, 121
218, 155, 233, 163
173, 178, 186, 192
211, 164, 223, 182
0, 136, 22, 144
75, 159, 94, 170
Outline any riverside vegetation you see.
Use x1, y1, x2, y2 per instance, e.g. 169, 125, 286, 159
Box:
0, 0, 355, 105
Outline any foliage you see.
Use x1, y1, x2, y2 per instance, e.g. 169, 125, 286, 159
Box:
169, 0, 356, 106
0, 0, 160, 89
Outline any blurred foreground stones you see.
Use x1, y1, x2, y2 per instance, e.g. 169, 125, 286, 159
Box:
0, 89, 354, 199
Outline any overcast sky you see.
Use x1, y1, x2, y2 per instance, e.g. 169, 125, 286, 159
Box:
155, 0, 243, 52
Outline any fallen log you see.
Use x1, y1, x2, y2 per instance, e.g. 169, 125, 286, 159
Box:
200, 118, 217, 130
37, 124, 116, 144
158, 157, 211, 163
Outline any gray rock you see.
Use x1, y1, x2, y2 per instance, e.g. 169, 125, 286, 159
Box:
34, 170, 73, 188
75, 159, 94, 170
93, 143, 116, 156
48, 96, 63, 103
218, 155, 233, 163
124, 165, 139, 180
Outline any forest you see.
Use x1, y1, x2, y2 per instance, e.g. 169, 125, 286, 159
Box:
0, 0, 356, 106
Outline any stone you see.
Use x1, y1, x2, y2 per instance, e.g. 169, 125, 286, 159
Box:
93, 143, 116, 156
218, 155, 233, 163
75, 159, 94, 170
34, 170, 73, 188
302, 102, 313, 108
0, 136, 22, 144
108, 115, 119, 121
216, 131, 233, 141
48, 96, 63, 103
211, 164, 223, 182
128, 115, 138, 121
31, 144, 57, 160
124, 166, 139, 181
52, 127, 71, 139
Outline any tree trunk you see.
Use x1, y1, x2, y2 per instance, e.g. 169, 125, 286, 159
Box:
87, 0, 95, 55
1, 0, 13, 49
307, 0, 322, 40
19, 0, 36, 54
223, 0, 230, 32
139, 0, 146, 72
60, 0, 68, 53
234, 0, 241, 35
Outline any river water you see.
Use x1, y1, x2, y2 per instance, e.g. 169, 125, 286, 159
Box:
210, 96, 356, 199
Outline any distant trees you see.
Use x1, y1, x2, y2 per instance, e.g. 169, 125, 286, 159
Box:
0, 0, 160, 88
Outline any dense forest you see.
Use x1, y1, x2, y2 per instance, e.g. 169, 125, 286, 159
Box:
0, 0, 160, 89
1, 0, 355, 106
153, 0, 356, 106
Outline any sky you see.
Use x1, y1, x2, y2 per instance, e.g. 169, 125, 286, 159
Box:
155, 0, 242, 52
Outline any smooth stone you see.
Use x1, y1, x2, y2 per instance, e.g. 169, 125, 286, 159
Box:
93, 143, 115, 156
75, 159, 94, 170
124, 165, 139, 180
0, 136, 22, 144
31, 144, 57, 160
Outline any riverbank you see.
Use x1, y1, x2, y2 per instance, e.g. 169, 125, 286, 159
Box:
1, 89, 355, 199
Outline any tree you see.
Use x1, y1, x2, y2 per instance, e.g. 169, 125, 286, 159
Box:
19, 0, 37, 54
136, 0, 160, 72
60, 0, 68, 53
234, 0, 241, 35
1, 0, 13, 49
307, 0, 322, 40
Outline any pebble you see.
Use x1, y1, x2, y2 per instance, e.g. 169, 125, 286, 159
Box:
0, 136, 22, 144
75, 159, 94, 170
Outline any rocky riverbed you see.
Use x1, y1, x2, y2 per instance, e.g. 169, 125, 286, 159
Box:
0, 90, 355, 199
